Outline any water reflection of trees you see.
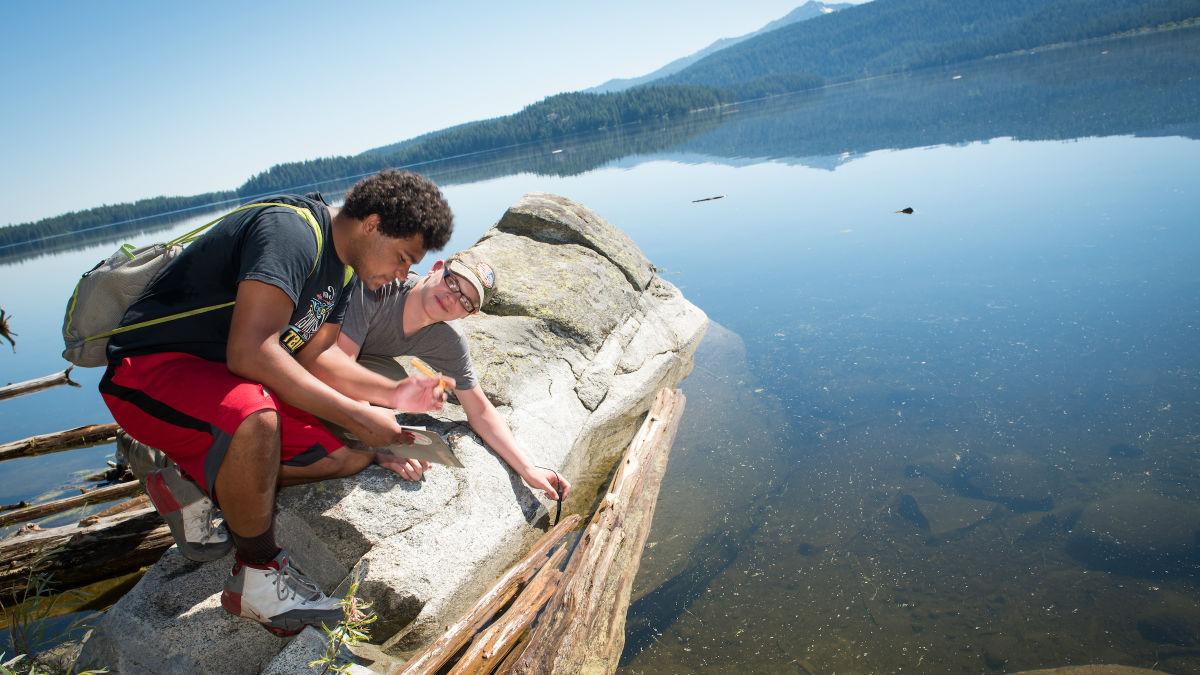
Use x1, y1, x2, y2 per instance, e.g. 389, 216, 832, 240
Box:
668, 28, 1200, 165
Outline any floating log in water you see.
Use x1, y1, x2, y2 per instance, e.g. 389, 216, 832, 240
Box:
395, 513, 582, 675
0, 506, 169, 600
509, 388, 686, 675
1, 500, 30, 513
0, 480, 141, 527
90, 493, 150, 520
0, 423, 119, 462
0, 367, 80, 402
448, 544, 569, 675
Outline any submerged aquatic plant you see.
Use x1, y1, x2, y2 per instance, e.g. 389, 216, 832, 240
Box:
0, 652, 108, 675
0, 571, 107, 674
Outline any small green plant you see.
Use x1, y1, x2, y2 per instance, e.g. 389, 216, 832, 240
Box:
309, 579, 377, 675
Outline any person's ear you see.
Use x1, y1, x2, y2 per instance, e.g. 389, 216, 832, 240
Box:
362, 214, 381, 233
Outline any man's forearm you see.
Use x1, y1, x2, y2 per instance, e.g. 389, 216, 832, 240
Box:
306, 345, 398, 406
229, 340, 370, 432
468, 405, 536, 476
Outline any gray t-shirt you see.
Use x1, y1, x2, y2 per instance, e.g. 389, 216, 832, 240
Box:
342, 275, 479, 390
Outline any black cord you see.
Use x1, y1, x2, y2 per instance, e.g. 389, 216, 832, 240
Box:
535, 465, 563, 526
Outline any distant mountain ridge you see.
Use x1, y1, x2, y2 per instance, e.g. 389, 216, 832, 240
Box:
586, 1, 851, 94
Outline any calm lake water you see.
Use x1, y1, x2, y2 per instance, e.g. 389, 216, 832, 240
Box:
3, 27, 1200, 673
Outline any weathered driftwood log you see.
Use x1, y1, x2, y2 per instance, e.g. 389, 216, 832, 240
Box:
0, 480, 141, 527
90, 493, 150, 520
0, 506, 169, 600
0, 367, 80, 401
509, 388, 686, 675
0, 423, 119, 462
491, 632, 531, 675
448, 544, 569, 675
395, 513, 582, 675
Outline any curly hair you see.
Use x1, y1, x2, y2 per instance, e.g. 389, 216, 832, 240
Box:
342, 170, 453, 250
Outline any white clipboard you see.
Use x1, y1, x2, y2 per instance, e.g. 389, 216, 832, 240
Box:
328, 419, 464, 468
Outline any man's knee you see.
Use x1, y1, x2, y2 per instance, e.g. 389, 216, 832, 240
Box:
229, 410, 282, 460
236, 409, 280, 438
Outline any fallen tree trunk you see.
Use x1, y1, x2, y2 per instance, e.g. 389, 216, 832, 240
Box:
0, 480, 141, 527
0, 423, 119, 462
0, 367, 80, 402
0, 506, 169, 600
448, 544, 569, 675
508, 388, 686, 675
395, 513, 582, 675
91, 494, 150, 520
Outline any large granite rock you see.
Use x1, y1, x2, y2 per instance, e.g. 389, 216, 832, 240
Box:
75, 194, 708, 674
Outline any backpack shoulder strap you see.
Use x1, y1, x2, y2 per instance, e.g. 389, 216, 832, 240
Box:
96, 202, 329, 342
170, 201, 325, 273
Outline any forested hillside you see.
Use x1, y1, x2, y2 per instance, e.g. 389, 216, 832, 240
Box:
235, 80, 817, 196
665, 0, 1200, 87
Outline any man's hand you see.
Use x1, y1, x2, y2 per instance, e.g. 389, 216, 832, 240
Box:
522, 467, 571, 502
347, 404, 412, 448
388, 374, 455, 412
376, 454, 431, 481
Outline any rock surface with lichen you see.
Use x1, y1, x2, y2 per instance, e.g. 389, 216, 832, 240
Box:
75, 193, 708, 674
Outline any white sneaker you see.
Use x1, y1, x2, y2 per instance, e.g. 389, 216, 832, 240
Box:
220, 549, 344, 636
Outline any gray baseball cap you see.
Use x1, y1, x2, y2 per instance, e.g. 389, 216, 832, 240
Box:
445, 251, 496, 309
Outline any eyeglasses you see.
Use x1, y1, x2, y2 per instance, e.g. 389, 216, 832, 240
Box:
443, 269, 478, 314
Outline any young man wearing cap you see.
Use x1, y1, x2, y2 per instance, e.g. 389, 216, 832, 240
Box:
104, 170, 454, 636
336, 251, 571, 501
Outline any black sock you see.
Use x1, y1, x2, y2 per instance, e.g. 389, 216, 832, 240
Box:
231, 522, 280, 566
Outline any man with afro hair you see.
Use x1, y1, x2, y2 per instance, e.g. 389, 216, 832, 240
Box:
103, 170, 456, 636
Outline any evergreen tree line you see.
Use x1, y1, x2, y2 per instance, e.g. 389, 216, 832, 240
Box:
235, 84, 741, 196
0, 191, 237, 260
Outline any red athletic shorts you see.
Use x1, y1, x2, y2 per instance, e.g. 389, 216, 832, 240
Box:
100, 352, 345, 497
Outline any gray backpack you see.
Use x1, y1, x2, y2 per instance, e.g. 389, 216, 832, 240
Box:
62, 202, 324, 367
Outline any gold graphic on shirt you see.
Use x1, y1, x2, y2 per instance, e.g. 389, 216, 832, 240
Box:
281, 328, 305, 352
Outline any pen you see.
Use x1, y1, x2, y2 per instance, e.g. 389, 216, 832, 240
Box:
410, 357, 453, 393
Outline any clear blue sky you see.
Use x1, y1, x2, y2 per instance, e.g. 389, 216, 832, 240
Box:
0, 1, 866, 226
